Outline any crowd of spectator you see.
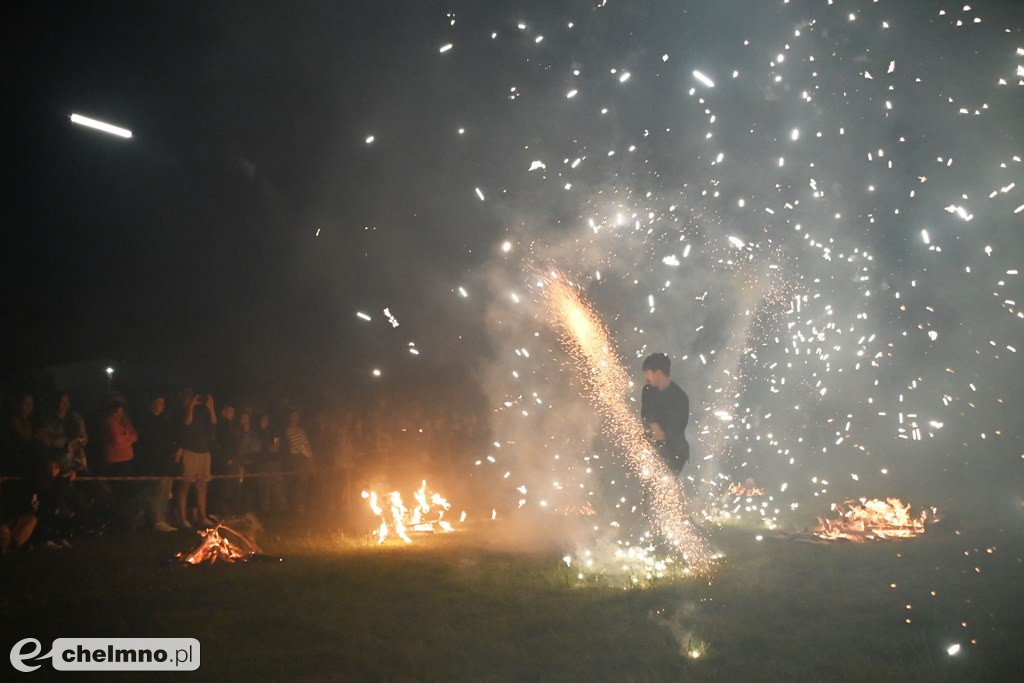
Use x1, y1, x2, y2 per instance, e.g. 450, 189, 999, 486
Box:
0, 386, 490, 553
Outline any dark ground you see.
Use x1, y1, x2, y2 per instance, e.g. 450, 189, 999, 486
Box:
2, 512, 1022, 682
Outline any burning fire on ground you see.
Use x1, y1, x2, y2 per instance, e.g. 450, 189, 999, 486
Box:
727, 478, 765, 497
177, 521, 262, 564
361, 480, 460, 544
813, 498, 938, 542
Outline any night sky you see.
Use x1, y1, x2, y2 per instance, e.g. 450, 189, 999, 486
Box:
9, 1, 523, 387
6, 0, 1024, 455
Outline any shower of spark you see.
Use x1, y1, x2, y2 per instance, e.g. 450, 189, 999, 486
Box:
540, 270, 711, 573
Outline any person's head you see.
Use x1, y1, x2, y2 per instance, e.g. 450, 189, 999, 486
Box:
240, 412, 252, 431
221, 405, 236, 422
109, 403, 126, 419
56, 392, 71, 417
258, 413, 270, 430
288, 410, 301, 428
46, 457, 62, 479
45, 456, 62, 479
642, 353, 672, 389
150, 395, 166, 417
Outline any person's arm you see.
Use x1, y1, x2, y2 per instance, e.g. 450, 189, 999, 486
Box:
126, 419, 138, 446
640, 386, 665, 440
74, 414, 88, 447
206, 395, 217, 425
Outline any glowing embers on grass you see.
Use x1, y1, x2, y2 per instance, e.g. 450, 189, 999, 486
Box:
814, 497, 938, 542
177, 521, 262, 565
727, 478, 765, 497
361, 480, 458, 544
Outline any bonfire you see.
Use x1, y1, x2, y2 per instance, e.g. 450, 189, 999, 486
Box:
728, 478, 765, 497
813, 498, 937, 542
176, 519, 263, 564
361, 480, 459, 544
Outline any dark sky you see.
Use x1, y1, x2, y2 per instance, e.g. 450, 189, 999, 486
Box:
7, 0, 517, 390
6, 0, 1024, 423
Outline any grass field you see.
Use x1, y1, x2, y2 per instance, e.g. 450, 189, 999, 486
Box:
2, 513, 1022, 682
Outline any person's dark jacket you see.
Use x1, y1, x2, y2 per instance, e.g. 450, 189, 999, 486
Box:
641, 380, 690, 470
135, 411, 176, 476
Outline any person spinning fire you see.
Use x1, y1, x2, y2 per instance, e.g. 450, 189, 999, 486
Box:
641, 353, 690, 473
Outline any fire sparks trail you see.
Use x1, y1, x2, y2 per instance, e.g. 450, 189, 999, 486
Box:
540, 271, 711, 572
814, 498, 938, 542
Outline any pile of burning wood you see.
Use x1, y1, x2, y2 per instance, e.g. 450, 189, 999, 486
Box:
813, 497, 938, 542
176, 516, 265, 565
361, 480, 461, 544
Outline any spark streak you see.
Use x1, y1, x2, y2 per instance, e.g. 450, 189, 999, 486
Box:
541, 271, 711, 572
69, 113, 132, 138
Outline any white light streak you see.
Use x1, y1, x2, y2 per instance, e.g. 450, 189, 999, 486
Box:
70, 113, 132, 138
692, 70, 715, 88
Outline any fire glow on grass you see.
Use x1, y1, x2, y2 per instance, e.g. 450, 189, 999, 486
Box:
813, 497, 938, 542
361, 480, 458, 544
540, 270, 712, 573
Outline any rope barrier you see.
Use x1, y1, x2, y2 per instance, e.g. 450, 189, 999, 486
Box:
0, 467, 333, 483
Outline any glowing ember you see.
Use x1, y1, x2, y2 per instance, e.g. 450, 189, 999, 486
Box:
176, 523, 261, 564
361, 480, 457, 544
814, 498, 937, 542
727, 478, 765, 497
562, 501, 597, 516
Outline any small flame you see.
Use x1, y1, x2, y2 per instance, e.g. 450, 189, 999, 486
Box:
176, 522, 260, 564
361, 480, 459, 544
727, 478, 765, 497
813, 498, 937, 542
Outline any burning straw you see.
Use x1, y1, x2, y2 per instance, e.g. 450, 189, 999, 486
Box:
361, 480, 459, 544
813, 498, 938, 542
176, 519, 264, 565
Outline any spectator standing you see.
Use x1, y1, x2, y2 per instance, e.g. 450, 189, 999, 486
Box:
36, 392, 89, 473
102, 398, 137, 475
135, 394, 177, 532
7, 393, 39, 473
235, 411, 262, 511
175, 389, 216, 528
101, 397, 139, 528
214, 404, 240, 513
255, 413, 287, 513
284, 410, 316, 513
